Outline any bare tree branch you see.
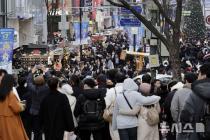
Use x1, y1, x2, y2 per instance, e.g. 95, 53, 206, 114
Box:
152, 0, 175, 27
106, 0, 125, 8
118, 0, 170, 48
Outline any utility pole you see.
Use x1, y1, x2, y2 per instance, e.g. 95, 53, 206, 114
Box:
60, 0, 68, 68
61, 0, 67, 38
1, 0, 7, 28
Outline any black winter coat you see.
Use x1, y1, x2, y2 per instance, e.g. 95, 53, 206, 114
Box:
163, 90, 177, 140
74, 88, 106, 130
72, 86, 83, 99
163, 90, 177, 124
40, 91, 75, 140
179, 78, 210, 140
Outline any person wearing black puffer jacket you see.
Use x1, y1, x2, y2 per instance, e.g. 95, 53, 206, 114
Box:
74, 78, 106, 140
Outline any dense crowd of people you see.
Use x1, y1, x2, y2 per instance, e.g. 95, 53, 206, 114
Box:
1, 61, 210, 140
1, 32, 210, 140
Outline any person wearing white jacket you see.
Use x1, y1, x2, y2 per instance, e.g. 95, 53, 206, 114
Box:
105, 72, 125, 140
59, 83, 77, 126
119, 83, 161, 140
58, 83, 77, 140
112, 78, 160, 140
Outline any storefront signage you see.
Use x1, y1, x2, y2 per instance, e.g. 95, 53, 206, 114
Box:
0, 28, 14, 74
120, 18, 141, 26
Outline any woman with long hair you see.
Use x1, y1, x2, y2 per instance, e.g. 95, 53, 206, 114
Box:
0, 74, 28, 140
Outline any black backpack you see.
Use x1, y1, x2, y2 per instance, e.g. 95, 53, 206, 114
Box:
80, 98, 104, 123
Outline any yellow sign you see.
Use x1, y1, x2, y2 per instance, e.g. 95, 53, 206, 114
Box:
149, 55, 160, 68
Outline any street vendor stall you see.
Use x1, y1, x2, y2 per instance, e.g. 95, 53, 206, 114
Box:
16, 44, 49, 67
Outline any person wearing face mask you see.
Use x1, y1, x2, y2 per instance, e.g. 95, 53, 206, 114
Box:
152, 79, 162, 95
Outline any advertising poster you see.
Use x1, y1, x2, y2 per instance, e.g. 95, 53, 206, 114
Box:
113, 14, 119, 27
136, 27, 145, 50
0, 28, 14, 74
124, 27, 145, 51
124, 27, 133, 51
81, 22, 89, 44
92, 0, 102, 19
73, 22, 80, 45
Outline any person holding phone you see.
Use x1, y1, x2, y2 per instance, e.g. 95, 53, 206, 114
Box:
27, 65, 50, 140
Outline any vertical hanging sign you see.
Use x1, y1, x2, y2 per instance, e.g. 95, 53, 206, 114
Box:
0, 28, 14, 74
81, 22, 89, 44
72, 22, 80, 45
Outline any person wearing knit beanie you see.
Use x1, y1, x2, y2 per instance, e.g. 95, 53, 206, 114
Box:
139, 83, 151, 96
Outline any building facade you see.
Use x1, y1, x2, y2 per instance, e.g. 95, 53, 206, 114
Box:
3, 0, 47, 49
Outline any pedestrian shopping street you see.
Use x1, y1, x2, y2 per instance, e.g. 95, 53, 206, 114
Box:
1, 0, 210, 140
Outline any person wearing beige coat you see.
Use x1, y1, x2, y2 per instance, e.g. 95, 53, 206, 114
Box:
120, 103, 161, 140
0, 75, 28, 140
119, 83, 161, 140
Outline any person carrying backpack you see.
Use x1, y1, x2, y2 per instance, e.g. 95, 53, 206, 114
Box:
179, 63, 210, 140
74, 78, 106, 140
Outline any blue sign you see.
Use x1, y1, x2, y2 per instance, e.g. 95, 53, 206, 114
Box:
73, 22, 80, 45
120, 18, 141, 26
139, 27, 145, 38
121, 6, 142, 14
124, 27, 145, 51
81, 22, 89, 44
82, 22, 89, 40
0, 28, 14, 74
113, 15, 119, 27
73, 22, 89, 45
